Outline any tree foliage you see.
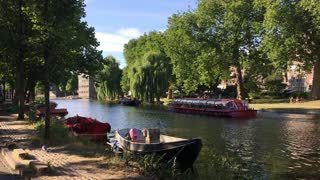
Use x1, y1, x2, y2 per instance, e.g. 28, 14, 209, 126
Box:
0, 0, 102, 138
164, 1, 266, 99
165, 12, 215, 94
123, 32, 172, 103
258, 0, 320, 99
95, 56, 122, 101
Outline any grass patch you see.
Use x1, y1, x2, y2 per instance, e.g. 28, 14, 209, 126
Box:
102, 151, 193, 179
31, 119, 106, 157
195, 150, 255, 180
250, 100, 320, 110
160, 98, 171, 105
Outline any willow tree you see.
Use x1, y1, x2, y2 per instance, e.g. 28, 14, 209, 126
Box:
123, 32, 172, 103
95, 56, 122, 101
120, 66, 130, 95
259, 0, 320, 99
128, 52, 171, 103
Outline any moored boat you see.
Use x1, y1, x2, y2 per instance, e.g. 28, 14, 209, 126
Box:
65, 115, 111, 142
169, 98, 257, 118
119, 96, 140, 106
36, 108, 68, 118
115, 128, 202, 170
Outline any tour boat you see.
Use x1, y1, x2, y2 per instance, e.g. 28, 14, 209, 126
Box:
115, 128, 202, 170
65, 115, 111, 142
169, 98, 257, 119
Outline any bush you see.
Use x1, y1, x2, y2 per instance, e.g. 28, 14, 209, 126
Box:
195, 150, 254, 179
28, 98, 45, 122
222, 85, 237, 98
248, 92, 261, 99
33, 119, 69, 146
291, 92, 310, 99
117, 152, 193, 179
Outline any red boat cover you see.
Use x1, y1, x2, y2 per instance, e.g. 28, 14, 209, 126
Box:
65, 115, 111, 141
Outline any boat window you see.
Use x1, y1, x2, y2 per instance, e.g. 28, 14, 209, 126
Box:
226, 102, 236, 109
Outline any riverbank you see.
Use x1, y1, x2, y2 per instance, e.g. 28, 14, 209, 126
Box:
0, 111, 144, 179
250, 99, 320, 110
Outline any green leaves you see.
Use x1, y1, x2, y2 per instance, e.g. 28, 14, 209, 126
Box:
95, 56, 122, 101
123, 32, 172, 103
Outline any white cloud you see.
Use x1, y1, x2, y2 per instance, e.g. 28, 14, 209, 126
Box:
117, 28, 142, 38
95, 28, 143, 53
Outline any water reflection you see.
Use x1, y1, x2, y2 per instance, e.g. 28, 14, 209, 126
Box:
54, 99, 320, 178
283, 120, 320, 178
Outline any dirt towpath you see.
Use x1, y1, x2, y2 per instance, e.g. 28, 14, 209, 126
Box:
0, 112, 144, 180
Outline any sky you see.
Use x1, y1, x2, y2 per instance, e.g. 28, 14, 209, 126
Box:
83, 0, 197, 68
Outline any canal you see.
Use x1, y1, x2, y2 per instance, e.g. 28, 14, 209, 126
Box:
54, 99, 320, 179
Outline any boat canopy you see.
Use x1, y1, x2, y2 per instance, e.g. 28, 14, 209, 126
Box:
172, 98, 232, 106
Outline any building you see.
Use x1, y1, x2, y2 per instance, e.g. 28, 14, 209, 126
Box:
286, 62, 313, 92
218, 62, 314, 93
78, 75, 96, 99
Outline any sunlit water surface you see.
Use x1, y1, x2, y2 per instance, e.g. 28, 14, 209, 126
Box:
54, 99, 320, 179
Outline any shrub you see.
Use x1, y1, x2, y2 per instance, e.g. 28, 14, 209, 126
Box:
28, 98, 45, 122
291, 91, 310, 99
195, 150, 253, 179
33, 119, 69, 146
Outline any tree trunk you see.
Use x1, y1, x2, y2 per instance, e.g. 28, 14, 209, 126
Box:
25, 79, 35, 103
13, 80, 19, 105
17, 61, 25, 120
167, 89, 173, 99
17, 0, 25, 120
43, 0, 50, 139
29, 80, 36, 102
235, 65, 244, 100
24, 77, 31, 103
311, 61, 320, 99
44, 67, 50, 139
2, 81, 5, 101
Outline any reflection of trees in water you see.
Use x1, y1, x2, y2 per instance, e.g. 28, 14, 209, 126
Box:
221, 121, 266, 179
53, 99, 320, 178
283, 120, 320, 178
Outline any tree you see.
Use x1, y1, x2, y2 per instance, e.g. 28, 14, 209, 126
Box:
165, 12, 215, 94
66, 74, 78, 96
196, 0, 264, 99
0, 0, 32, 119
120, 66, 130, 95
95, 56, 122, 101
123, 32, 172, 103
25, 0, 102, 139
259, 0, 320, 99
128, 52, 171, 103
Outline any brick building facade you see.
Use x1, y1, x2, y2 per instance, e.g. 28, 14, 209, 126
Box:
78, 75, 96, 99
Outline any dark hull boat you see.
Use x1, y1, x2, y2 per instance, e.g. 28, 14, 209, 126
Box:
115, 128, 202, 170
169, 98, 257, 119
36, 108, 68, 118
65, 115, 111, 142
119, 97, 140, 106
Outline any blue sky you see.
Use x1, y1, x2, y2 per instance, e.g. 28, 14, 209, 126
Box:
84, 0, 197, 68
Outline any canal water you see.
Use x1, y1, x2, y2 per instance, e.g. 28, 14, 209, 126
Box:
54, 99, 320, 179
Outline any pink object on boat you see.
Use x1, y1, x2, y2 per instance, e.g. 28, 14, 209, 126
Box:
129, 128, 139, 141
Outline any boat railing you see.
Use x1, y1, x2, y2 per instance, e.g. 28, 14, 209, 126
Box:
172, 99, 231, 110
75, 133, 107, 136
